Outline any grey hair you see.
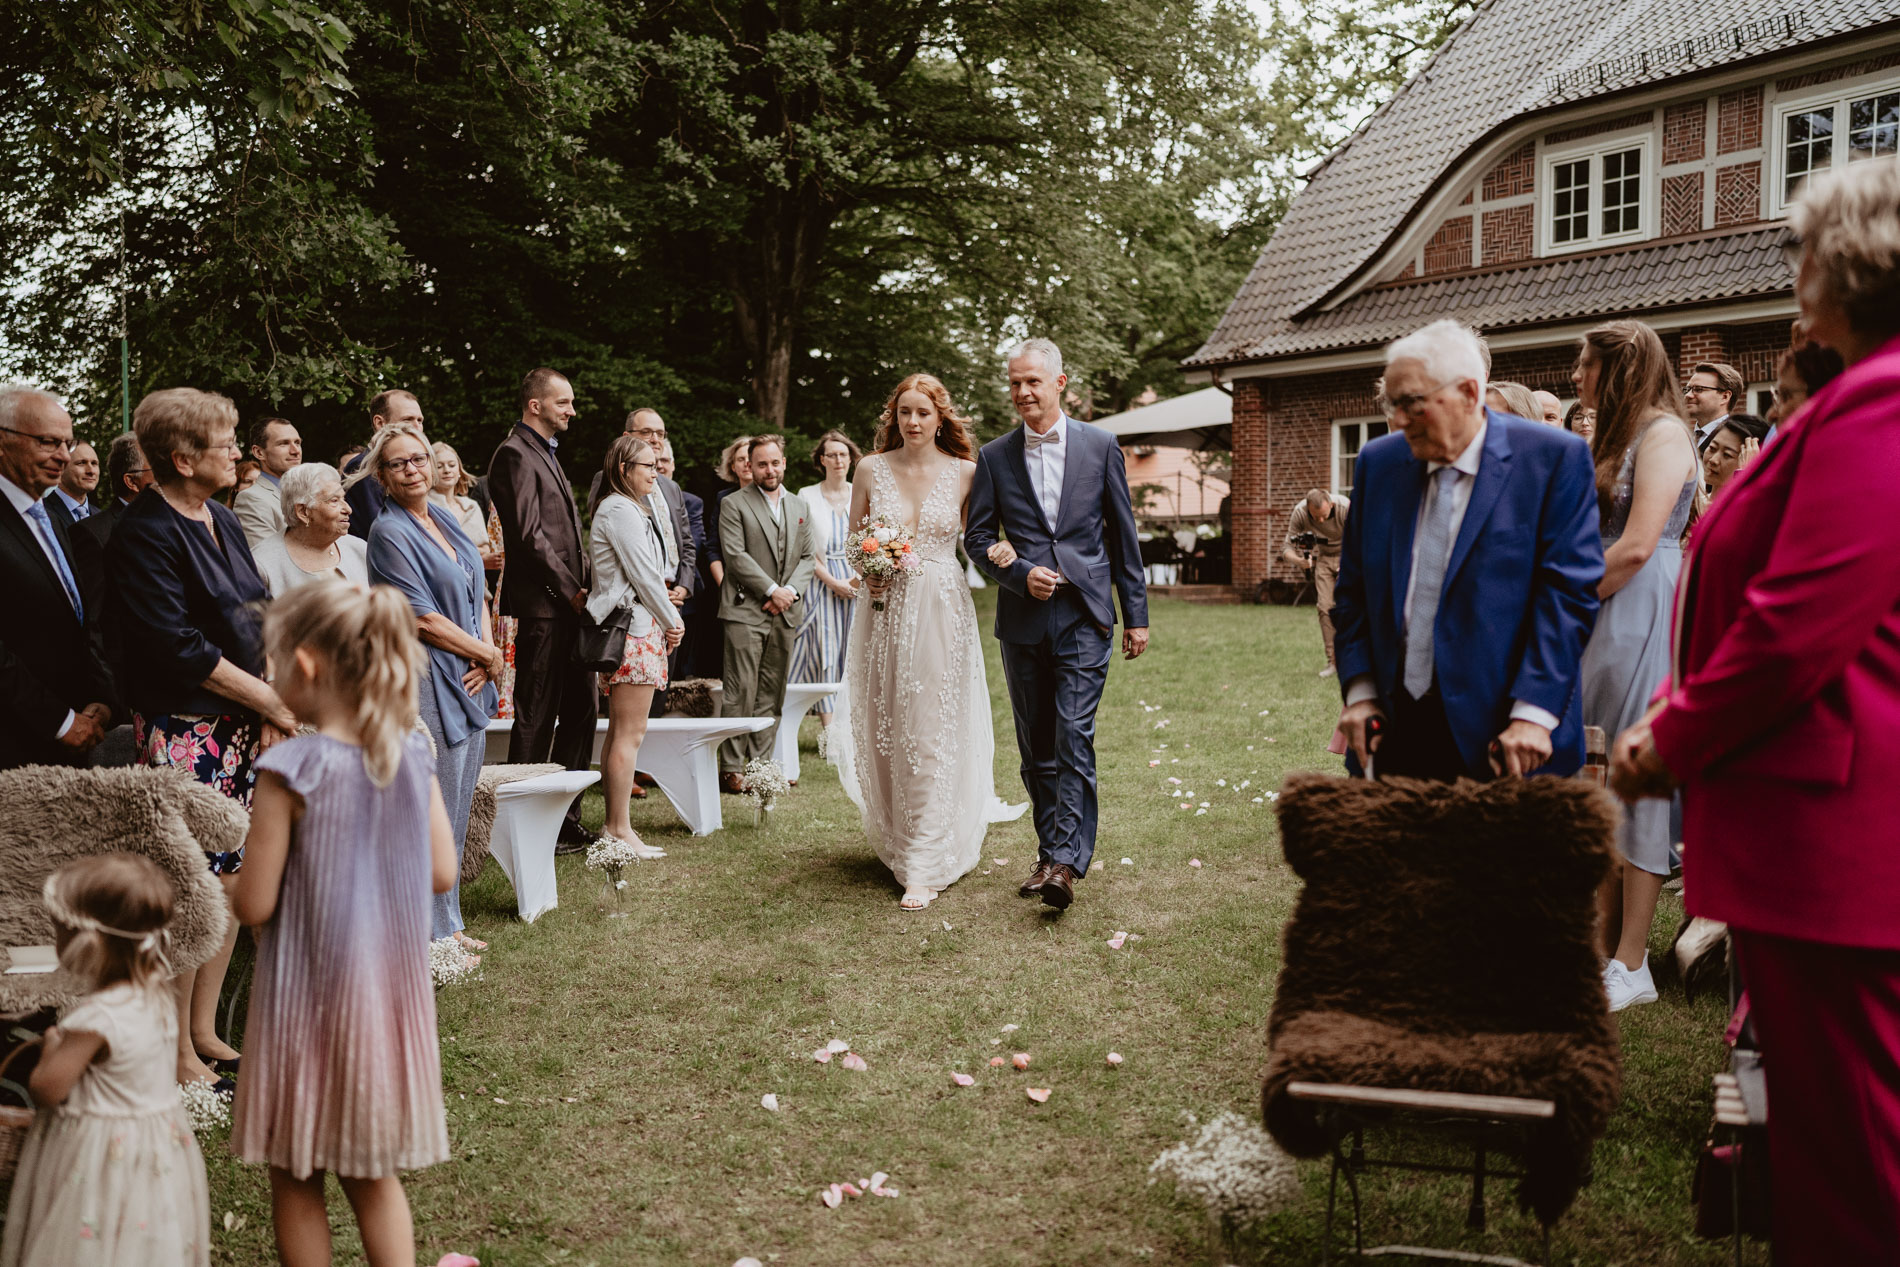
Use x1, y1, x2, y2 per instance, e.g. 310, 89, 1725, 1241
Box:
1385, 320, 1487, 389
0, 384, 60, 431
279, 461, 343, 527
1007, 338, 1064, 380
657, 437, 674, 459
1791, 155, 1900, 339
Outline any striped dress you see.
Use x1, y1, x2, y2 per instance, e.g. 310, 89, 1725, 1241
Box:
791, 485, 855, 713
230, 732, 449, 1179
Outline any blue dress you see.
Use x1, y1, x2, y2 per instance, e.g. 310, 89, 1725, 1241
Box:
791, 486, 854, 712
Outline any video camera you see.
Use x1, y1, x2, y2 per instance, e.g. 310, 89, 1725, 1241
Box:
1288, 531, 1320, 551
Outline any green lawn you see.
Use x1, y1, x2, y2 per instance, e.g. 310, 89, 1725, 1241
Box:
204, 595, 1735, 1265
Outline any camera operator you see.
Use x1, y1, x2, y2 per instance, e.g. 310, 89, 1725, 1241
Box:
1282, 488, 1350, 677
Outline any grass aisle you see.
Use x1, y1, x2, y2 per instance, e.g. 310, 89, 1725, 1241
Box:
206, 596, 1732, 1265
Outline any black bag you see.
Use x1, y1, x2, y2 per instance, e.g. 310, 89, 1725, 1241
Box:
576, 605, 634, 671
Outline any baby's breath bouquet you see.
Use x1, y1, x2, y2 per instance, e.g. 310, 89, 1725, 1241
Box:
429, 936, 481, 988
585, 834, 642, 908
742, 757, 790, 823
176, 1079, 233, 1134
1149, 1112, 1302, 1246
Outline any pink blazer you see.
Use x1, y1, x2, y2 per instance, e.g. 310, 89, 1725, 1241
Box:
1650, 332, 1900, 950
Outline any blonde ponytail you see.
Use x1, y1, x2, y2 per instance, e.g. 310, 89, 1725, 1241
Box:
265, 581, 424, 786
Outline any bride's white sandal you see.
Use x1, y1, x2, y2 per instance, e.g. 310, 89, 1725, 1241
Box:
900, 887, 937, 911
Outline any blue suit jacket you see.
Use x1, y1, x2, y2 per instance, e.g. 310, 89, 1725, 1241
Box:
1331, 409, 1604, 776
965, 419, 1148, 643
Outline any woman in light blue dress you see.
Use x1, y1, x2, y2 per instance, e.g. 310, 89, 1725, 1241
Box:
1572, 321, 1700, 1013
792, 430, 862, 723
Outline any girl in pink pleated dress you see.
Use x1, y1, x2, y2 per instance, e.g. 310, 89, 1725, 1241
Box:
231, 582, 457, 1267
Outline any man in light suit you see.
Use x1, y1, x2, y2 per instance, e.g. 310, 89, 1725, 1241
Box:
716, 434, 814, 789
1333, 319, 1603, 781
232, 416, 302, 547
966, 338, 1149, 911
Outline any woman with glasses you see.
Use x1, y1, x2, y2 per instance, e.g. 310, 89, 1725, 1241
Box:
106, 387, 294, 1090
361, 423, 501, 961
589, 435, 684, 859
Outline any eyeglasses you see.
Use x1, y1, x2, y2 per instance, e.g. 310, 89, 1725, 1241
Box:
624, 460, 658, 470
0, 427, 74, 454
382, 454, 431, 472
1386, 380, 1458, 416
1684, 385, 1721, 397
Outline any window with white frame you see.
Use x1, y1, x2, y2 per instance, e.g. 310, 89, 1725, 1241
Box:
1774, 80, 1900, 211
1541, 135, 1651, 253
1332, 418, 1389, 496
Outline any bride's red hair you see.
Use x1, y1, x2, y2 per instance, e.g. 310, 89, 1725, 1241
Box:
874, 373, 975, 462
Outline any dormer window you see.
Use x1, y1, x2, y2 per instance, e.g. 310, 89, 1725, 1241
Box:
1774, 83, 1900, 212
1541, 135, 1651, 254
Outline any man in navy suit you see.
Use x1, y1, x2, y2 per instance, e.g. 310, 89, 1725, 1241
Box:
1333, 319, 1603, 781
967, 338, 1148, 910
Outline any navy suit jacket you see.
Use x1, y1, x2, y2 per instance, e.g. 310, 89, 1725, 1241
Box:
1331, 409, 1604, 776
965, 419, 1148, 643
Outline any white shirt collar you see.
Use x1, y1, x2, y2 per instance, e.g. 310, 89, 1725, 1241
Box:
0, 476, 40, 516
1427, 417, 1487, 477
1699, 414, 1728, 437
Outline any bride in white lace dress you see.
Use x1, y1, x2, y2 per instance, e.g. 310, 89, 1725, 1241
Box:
833, 374, 1022, 910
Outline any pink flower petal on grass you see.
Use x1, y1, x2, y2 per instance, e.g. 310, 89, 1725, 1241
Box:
840, 1052, 868, 1072
821, 1186, 843, 1209
951, 1072, 975, 1087
824, 1039, 851, 1054
871, 1172, 889, 1190
1189, 858, 1203, 868
989, 1056, 1005, 1067
812, 1049, 832, 1064
1106, 1052, 1124, 1066
1026, 1087, 1051, 1103
1001, 1023, 1019, 1033
840, 1182, 863, 1197
1012, 1052, 1031, 1070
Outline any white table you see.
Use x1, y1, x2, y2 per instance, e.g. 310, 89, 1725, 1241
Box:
775, 682, 843, 785
484, 717, 773, 836
486, 770, 600, 922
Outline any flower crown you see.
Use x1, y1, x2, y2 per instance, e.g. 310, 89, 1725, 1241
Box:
41, 874, 173, 973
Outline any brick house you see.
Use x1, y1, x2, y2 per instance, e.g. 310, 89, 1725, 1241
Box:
1186, 0, 1900, 595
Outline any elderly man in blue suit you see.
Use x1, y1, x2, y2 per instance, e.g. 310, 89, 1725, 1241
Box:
1333, 319, 1603, 781
967, 338, 1149, 910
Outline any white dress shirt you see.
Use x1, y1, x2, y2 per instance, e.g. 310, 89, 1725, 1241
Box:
2, 476, 78, 738
1024, 414, 1068, 526
1345, 420, 1560, 732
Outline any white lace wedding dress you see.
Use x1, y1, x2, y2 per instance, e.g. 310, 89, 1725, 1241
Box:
831, 457, 1023, 892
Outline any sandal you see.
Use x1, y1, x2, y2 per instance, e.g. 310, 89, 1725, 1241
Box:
454, 931, 489, 953
899, 888, 937, 911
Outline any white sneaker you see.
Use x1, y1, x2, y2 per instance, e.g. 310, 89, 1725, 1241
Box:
1603, 955, 1659, 1011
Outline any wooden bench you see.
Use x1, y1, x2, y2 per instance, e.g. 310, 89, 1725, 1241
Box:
483, 717, 774, 836
774, 681, 842, 785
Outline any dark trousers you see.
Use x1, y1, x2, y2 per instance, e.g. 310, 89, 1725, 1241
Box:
1733, 929, 1900, 1265
1376, 687, 1478, 782
998, 601, 1111, 877
508, 615, 598, 822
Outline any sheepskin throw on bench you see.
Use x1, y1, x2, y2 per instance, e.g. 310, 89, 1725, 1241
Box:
1262, 772, 1623, 1225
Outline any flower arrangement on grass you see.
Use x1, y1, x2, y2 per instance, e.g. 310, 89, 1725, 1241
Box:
1148, 1111, 1301, 1241
177, 1079, 232, 1134
429, 936, 481, 987
846, 512, 919, 611
742, 757, 789, 821
585, 833, 642, 907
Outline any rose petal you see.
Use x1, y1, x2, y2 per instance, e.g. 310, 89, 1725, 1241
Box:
1012, 1052, 1031, 1070
990, 1055, 1005, 1067
1148, 760, 1160, 767
736, 1259, 765, 1267
941, 920, 952, 931
813, 1049, 832, 1063
825, 1039, 851, 1054
881, 1187, 902, 1197
1189, 858, 1203, 868
840, 1182, 862, 1197
1121, 857, 1134, 865
821, 1187, 842, 1208
1001, 1024, 1019, 1033
1107, 934, 1126, 950
871, 1172, 889, 1189
841, 1052, 868, 1071
1026, 1087, 1051, 1103
951, 1072, 975, 1087
1106, 1052, 1124, 1066
760, 1093, 779, 1111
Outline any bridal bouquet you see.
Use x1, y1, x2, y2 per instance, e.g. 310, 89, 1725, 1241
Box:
846, 513, 919, 611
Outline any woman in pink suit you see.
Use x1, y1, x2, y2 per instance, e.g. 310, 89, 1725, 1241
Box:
1612, 156, 1900, 1264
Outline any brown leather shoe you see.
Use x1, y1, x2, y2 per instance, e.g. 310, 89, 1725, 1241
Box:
1018, 862, 1055, 897
720, 772, 746, 795
1039, 863, 1077, 910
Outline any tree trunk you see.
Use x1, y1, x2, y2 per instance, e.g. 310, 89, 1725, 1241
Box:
722, 176, 833, 429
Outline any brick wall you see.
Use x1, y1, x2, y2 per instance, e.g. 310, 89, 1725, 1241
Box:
1661, 172, 1704, 236
1229, 378, 1272, 588
1717, 86, 1762, 154
1481, 141, 1536, 201
1423, 216, 1473, 276
1714, 161, 1761, 227
1678, 328, 1727, 377
1662, 100, 1707, 165
1481, 205, 1534, 266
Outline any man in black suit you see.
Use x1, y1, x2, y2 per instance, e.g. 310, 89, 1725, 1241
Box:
70, 434, 153, 623
41, 439, 99, 529
489, 367, 595, 840
0, 387, 115, 768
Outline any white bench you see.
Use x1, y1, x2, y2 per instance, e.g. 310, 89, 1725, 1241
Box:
484, 717, 773, 836
484, 769, 601, 923
775, 681, 843, 785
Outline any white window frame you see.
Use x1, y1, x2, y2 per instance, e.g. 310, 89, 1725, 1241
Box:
1537, 132, 1655, 256
1771, 73, 1900, 217
1331, 417, 1388, 498
1746, 382, 1776, 420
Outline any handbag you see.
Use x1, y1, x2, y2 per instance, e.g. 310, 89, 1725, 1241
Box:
576, 604, 634, 671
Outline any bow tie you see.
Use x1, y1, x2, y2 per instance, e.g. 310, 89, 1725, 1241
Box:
1024, 427, 1061, 450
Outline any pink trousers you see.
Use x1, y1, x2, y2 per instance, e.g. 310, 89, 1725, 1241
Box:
1732, 928, 1900, 1264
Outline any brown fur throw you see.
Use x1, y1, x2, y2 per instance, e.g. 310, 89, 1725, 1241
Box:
462, 764, 563, 885
662, 678, 719, 718
0, 764, 238, 1012
1262, 772, 1623, 1226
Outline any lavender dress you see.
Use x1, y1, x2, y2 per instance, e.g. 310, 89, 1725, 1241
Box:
230, 732, 448, 1178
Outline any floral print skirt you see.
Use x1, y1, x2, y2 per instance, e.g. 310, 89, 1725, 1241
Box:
133, 712, 258, 874
601, 627, 670, 692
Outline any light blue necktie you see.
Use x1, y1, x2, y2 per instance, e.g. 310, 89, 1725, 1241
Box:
1403, 467, 1461, 700
25, 501, 84, 624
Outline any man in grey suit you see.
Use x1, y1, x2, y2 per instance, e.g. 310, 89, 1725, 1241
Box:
233, 416, 302, 547
716, 434, 814, 790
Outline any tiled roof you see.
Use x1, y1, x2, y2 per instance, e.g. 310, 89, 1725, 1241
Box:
1236, 226, 1795, 361
1188, 0, 1900, 368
